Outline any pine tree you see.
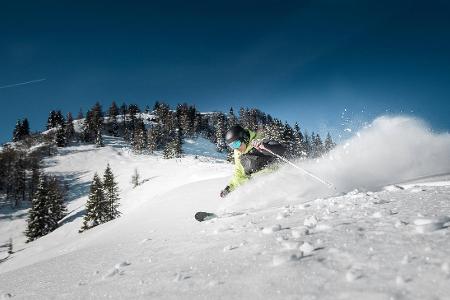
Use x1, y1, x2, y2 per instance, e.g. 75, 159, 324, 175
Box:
282, 122, 295, 157
293, 122, 305, 158
55, 126, 67, 147
108, 101, 119, 119
80, 173, 106, 232
65, 112, 75, 142
47, 176, 68, 222
131, 168, 140, 188
163, 128, 182, 159
22, 118, 30, 137
108, 101, 120, 136
95, 129, 104, 147
77, 108, 84, 120
214, 113, 227, 152
311, 133, 324, 158
12, 118, 29, 142
303, 131, 311, 158
132, 119, 147, 153
47, 110, 65, 130
28, 159, 41, 201
147, 126, 159, 153
324, 132, 336, 153
12, 120, 22, 142
103, 164, 121, 221
13, 157, 26, 207
227, 107, 238, 127
25, 176, 57, 241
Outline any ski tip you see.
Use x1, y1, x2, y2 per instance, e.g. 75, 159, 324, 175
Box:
195, 211, 217, 222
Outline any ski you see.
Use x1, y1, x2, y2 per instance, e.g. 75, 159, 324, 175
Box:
195, 211, 218, 222
194, 211, 246, 222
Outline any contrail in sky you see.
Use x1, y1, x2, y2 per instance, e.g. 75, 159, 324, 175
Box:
0, 78, 46, 89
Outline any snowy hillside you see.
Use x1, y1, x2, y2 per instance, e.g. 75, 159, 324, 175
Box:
1, 116, 450, 299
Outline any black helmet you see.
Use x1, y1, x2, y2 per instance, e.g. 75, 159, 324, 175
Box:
225, 125, 250, 144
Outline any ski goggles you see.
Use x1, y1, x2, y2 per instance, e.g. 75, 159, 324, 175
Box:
228, 140, 242, 149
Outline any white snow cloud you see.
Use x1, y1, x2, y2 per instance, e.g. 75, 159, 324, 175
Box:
222, 115, 450, 211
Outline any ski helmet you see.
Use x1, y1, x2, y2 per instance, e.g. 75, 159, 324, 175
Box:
225, 125, 250, 145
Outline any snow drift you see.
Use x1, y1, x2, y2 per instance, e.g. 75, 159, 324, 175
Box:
222, 115, 450, 211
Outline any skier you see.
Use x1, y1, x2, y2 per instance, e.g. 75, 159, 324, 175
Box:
220, 125, 286, 198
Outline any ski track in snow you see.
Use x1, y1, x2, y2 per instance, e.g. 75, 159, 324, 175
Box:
1, 116, 450, 299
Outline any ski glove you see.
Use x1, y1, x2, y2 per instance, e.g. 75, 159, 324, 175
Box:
220, 186, 231, 198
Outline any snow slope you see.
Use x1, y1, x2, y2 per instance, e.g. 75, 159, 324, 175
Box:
1, 116, 450, 300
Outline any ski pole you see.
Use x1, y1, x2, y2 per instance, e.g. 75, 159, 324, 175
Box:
259, 144, 335, 189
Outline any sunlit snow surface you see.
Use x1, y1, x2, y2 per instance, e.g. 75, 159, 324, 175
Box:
1, 116, 450, 300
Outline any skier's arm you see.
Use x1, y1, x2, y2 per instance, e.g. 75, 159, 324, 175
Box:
226, 151, 250, 193
252, 140, 287, 157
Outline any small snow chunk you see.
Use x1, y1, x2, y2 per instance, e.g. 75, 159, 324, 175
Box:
296, 203, 310, 210
281, 241, 300, 250
140, 238, 152, 244
414, 217, 450, 233
372, 212, 382, 218
223, 245, 238, 252
315, 224, 332, 231
173, 272, 190, 282
276, 211, 289, 220
115, 261, 131, 269
0, 293, 13, 299
346, 189, 360, 196
383, 185, 404, 191
304, 215, 318, 228
103, 268, 121, 279
299, 242, 315, 255
346, 268, 364, 282
291, 227, 309, 238
262, 224, 282, 234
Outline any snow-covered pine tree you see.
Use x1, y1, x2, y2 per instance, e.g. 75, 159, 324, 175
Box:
324, 132, 336, 153
103, 164, 121, 221
12, 120, 22, 142
21, 118, 30, 137
95, 129, 104, 147
47, 176, 68, 223
311, 133, 324, 158
227, 107, 238, 127
55, 126, 67, 147
108, 101, 119, 119
282, 122, 295, 157
132, 119, 147, 153
47, 110, 65, 130
13, 157, 26, 207
293, 122, 305, 158
147, 125, 160, 153
131, 168, 140, 188
25, 176, 57, 241
13, 118, 30, 142
80, 173, 106, 232
28, 159, 41, 201
65, 112, 75, 143
214, 113, 227, 152
163, 128, 182, 158
77, 108, 84, 120
108, 101, 120, 136
303, 130, 311, 158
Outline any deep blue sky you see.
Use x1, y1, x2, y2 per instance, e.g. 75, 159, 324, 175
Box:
1, 0, 450, 143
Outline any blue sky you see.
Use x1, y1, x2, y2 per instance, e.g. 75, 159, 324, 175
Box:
1, 0, 450, 143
